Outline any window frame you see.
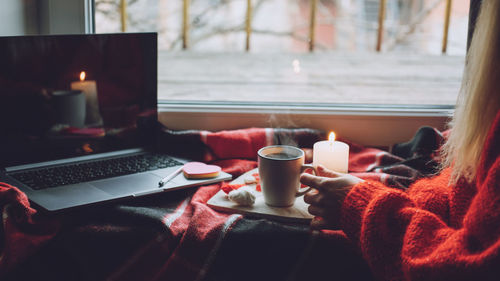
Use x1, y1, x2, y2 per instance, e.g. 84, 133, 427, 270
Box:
44, 0, 467, 147
38, 0, 94, 34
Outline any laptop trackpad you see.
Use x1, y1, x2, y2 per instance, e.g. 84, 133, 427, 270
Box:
91, 173, 162, 196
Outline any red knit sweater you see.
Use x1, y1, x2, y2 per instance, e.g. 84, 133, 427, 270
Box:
341, 111, 500, 281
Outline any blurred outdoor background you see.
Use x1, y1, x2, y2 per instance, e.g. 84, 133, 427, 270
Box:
94, 0, 469, 105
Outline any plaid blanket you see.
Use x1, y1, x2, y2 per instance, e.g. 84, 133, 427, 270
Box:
1, 126, 444, 281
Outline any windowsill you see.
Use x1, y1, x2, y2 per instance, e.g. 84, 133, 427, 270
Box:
159, 101, 453, 117
158, 103, 452, 148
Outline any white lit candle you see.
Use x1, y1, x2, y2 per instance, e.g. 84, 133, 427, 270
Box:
313, 131, 349, 173
71, 71, 102, 126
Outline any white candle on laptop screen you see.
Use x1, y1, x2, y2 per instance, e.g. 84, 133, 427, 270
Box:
71, 71, 102, 126
313, 131, 349, 173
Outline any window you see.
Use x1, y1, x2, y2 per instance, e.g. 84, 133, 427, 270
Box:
38, 0, 473, 146
94, 0, 468, 108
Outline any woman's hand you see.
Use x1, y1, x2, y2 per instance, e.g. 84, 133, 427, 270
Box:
300, 165, 364, 230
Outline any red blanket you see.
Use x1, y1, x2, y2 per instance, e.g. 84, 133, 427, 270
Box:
1, 126, 443, 281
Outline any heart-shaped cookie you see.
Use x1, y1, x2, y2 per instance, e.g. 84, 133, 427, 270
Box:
183, 162, 221, 179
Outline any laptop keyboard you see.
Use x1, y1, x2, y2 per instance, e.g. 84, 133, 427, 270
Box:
9, 153, 183, 190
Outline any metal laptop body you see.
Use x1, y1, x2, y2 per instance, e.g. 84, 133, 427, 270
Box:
0, 33, 231, 212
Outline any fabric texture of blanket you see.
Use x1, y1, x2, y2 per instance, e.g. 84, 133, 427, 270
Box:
1, 126, 444, 281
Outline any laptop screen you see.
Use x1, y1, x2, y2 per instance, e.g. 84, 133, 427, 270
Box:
0, 33, 158, 167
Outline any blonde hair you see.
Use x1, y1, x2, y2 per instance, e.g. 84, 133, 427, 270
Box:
441, 0, 500, 183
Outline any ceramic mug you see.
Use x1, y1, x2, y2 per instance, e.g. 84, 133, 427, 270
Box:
258, 145, 317, 207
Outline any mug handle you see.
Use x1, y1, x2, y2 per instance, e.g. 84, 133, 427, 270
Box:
295, 163, 318, 197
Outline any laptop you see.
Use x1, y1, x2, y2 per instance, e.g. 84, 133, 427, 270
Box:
0, 33, 231, 212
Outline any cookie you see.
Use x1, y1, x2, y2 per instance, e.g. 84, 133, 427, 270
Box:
183, 162, 221, 179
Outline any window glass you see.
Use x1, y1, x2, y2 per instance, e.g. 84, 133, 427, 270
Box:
95, 0, 469, 106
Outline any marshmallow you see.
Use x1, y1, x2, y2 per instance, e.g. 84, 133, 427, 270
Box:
227, 186, 256, 206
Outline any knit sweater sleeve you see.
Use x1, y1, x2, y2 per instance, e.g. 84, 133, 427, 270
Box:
340, 159, 500, 281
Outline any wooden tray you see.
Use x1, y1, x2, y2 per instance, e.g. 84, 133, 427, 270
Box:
207, 168, 313, 223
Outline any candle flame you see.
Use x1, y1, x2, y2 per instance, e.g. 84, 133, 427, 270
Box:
79, 71, 86, 81
328, 131, 336, 143
82, 143, 93, 153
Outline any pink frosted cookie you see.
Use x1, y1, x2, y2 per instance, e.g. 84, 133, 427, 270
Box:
183, 162, 221, 179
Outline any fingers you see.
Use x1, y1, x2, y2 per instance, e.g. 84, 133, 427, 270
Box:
306, 194, 342, 216
300, 172, 349, 191
307, 204, 326, 217
310, 217, 328, 229
302, 166, 351, 231
305, 189, 342, 218
303, 188, 317, 204
317, 164, 344, 178
304, 188, 327, 206
300, 173, 327, 191
310, 216, 340, 230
